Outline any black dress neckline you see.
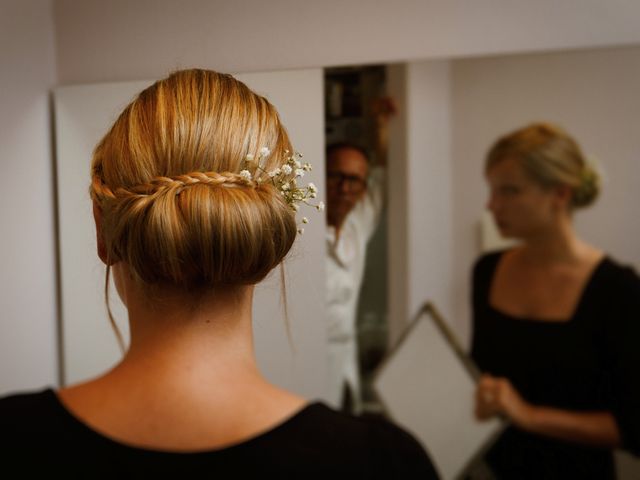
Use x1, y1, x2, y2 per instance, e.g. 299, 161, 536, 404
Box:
46, 388, 325, 456
486, 250, 610, 325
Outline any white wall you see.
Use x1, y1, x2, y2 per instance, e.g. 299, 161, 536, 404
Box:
0, 0, 58, 394
451, 45, 640, 347
53, 0, 640, 84
405, 62, 453, 327
387, 61, 454, 344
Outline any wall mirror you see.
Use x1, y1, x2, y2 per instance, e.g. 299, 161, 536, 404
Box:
53, 42, 640, 479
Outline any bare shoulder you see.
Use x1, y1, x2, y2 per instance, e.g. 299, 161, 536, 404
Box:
56, 378, 125, 436
581, 243, 605, 267
248, 384, 308, 423
56, 379, 106, 415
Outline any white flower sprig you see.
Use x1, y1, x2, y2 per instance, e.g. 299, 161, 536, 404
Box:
244, 149, 322, 234
259, 147, 271, 157
239, 169, 252, 182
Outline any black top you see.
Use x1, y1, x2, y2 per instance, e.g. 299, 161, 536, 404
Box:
0, 388, 439, 478
471, 251, 640, 479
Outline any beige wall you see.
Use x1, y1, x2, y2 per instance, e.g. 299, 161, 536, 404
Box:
54, 0, 640, 84
0, 0, 57, 393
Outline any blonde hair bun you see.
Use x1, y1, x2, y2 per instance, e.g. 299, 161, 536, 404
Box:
90, 69, 297, 289
572, 163, 601, 208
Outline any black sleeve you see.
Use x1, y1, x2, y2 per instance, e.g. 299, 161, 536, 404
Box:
0, 390, 52, 459
367, 419, 440, 479
604, 266, 640, 456
471, 254, 492, 313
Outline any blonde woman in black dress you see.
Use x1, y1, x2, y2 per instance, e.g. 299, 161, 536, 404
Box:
471, 123, 640, 479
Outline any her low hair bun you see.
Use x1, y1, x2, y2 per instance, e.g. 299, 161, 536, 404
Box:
100, 178, 297, 289
90, 69, 301, 291
572, 163, 601, 208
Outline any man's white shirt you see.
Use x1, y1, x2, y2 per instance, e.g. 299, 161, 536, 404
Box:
325, 167, 385, 409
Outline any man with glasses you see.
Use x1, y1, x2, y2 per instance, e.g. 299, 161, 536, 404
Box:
325, 142, 386, 415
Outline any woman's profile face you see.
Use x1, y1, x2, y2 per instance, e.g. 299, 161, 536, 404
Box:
485, 157, 558, 240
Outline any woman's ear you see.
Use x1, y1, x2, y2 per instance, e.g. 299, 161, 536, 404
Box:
93, 201, 114, 266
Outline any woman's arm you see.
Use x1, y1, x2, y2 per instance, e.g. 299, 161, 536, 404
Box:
521, 404, 620, 448
476, 374, 621, 448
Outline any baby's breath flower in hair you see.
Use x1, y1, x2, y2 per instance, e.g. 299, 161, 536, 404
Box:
243, 148, 323, 235
259, 147, 271, 158
245, 153, 255, 162
239, 169, 252, 182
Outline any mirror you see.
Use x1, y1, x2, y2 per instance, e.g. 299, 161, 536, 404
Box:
51, 41, 640, 479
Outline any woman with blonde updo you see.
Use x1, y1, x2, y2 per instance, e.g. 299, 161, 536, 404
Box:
471, 123, 640, 479
0, 70, 437, 477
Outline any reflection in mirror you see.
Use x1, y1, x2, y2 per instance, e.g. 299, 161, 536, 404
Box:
326, 44, 640, 479
472, 122, 640, 479
324, 65, 390, 415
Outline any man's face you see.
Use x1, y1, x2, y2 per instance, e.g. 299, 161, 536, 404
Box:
326, 147, 369, 229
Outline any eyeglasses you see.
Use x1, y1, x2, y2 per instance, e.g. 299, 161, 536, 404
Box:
327, 172, 367, 193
